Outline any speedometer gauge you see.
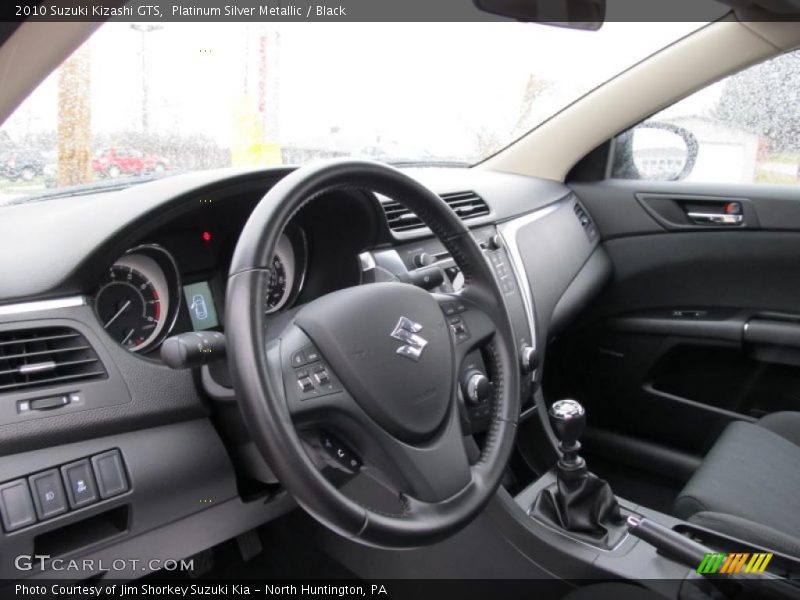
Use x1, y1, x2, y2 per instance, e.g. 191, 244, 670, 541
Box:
265, 255, 289, 313
93, 245, 181, 353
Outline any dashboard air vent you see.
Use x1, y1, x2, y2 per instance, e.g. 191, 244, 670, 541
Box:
382, 191, 490, 232
0, 326, 107, 393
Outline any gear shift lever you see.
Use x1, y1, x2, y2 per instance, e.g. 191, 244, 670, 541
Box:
549, 399, 586, 469
530, 399, 624, 546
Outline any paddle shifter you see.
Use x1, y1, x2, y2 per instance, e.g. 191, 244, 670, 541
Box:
530, 399, 624, 546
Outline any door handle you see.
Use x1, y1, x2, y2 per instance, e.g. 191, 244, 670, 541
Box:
686, 212, 743, 226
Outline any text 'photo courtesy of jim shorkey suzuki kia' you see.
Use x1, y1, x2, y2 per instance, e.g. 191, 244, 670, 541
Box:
1, 1, 800, 600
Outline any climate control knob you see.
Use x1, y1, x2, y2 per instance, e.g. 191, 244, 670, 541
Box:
462, 371, 491, 406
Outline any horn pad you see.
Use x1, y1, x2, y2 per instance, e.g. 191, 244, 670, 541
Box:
294, 282, 453, 443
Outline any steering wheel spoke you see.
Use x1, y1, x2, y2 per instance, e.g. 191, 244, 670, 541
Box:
276, 323, 473, 504
349, 399, 473, 505
268, 324, 352, 423
434, 286, 498, 366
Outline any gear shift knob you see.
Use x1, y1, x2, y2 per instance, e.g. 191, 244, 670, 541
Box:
549, 400, 586, 464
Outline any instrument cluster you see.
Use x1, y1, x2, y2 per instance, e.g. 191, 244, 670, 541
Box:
93, 230, 307, 354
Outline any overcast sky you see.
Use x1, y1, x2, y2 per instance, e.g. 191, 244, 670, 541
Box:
3, 21, 706, 159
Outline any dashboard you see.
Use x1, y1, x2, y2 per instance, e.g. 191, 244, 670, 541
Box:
82, 183, 378, 359
0, 165, 610, 578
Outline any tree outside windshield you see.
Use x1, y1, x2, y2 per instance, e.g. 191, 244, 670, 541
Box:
0, 22, 700, 205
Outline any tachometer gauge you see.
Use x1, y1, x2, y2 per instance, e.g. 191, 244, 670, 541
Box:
265, 255, 289, 313
96, 266, 160, 350
94, 245, 181, 353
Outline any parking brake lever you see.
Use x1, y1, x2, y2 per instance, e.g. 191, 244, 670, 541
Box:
627, 516, 710, 567
627, 516, 800, 599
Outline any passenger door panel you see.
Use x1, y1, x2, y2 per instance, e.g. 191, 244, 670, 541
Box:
564, 180, 800, 455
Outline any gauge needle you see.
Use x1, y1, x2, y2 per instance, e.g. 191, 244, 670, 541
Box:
104, 300, 132, 329
121, 329, 135, 345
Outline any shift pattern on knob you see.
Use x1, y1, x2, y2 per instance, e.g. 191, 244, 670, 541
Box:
551, 399, 585, 420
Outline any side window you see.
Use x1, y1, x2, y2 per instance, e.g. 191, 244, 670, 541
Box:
612, 50, 800, 185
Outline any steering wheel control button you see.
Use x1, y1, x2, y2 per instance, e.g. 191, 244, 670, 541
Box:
29, 470, 68, 520
0, 479, 37, 532
291, 350, 307, 368
91, 450, 128, 499
297, 376, 315, 393
320, 433, 362, 473
313, 367, 331, 386
441, 301, 467, 317
294, 361, 341, 400
291, 346, 321, 368
448, 316, 471, 343
61, 459, 99, 509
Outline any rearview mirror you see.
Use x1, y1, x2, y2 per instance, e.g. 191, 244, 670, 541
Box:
473, 0, 605, 30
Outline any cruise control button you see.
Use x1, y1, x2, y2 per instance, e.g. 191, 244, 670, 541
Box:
0, 479, 36, 532
29, 470, 68, 520
61, 459, 99, 509
91, 450, 129, 499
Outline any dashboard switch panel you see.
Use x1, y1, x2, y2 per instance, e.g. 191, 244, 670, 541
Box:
29, 470, 68, 520
0, 479, 37, 532
61, 459, 99, 509
91, 450, 129, 499
0, 449, 128, 534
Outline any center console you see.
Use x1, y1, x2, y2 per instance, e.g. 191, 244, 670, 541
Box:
506, 398, 800, 599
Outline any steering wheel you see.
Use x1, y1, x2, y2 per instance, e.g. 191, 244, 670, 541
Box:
226, 160, 520, 547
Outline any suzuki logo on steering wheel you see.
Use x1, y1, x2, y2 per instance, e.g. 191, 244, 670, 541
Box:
391, 316, 428, 362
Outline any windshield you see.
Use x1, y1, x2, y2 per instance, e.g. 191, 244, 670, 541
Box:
0, 21, 704, 205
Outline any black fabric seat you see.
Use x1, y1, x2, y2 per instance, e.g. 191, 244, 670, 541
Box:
674, 412, 800, 557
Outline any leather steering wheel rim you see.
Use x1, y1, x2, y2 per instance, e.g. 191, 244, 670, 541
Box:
226, 159, 520, 547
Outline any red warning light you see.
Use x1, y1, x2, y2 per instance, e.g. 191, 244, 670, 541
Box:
202, 231, 212, 242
